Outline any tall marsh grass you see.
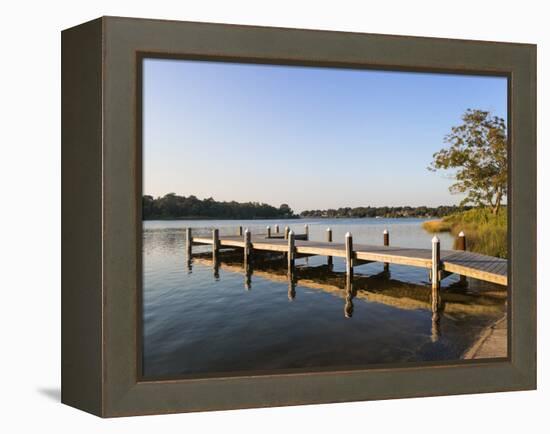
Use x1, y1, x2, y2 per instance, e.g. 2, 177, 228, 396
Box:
422, 208, 507, 258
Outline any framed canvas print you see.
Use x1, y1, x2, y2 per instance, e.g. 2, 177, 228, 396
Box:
61, 16, 536, 417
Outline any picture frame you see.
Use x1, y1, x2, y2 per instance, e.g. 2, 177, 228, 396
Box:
61, 16, 536, 417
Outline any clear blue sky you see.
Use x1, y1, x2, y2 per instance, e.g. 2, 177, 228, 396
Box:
143, 58, 507, 212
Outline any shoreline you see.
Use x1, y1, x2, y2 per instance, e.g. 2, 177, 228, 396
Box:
463, 315, 508, 359
143, 216, 436, 221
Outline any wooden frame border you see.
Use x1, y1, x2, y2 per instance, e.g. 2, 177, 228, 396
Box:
61, 16, 536, 417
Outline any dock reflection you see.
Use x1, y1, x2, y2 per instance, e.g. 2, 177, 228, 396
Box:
188, 249, 506, 339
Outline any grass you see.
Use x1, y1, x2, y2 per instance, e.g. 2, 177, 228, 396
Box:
422, 207, 507, 258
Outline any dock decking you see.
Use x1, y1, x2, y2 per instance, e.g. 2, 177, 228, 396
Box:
189, 227, 507, 287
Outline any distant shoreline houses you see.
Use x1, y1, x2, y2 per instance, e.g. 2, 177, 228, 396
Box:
143, 193, 469, 220
300, 205, 471, 219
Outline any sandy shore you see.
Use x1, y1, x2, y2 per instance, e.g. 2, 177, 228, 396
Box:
463, 315, 507, 359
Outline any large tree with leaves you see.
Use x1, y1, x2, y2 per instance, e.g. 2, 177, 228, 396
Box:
429, 109, 507, 215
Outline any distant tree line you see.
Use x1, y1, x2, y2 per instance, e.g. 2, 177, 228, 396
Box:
300, 205, 472, 219
142, 193, 298, 220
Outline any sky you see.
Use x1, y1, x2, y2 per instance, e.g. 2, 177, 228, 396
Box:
142, 58, 507, 213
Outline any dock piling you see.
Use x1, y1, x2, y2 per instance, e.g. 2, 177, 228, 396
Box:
456, 231, 468, 286
244, 228, 252, 271
284, 226, 290, 240
212, 228, 219, 268
288, 230, 295, 270
457, 231, 467, 286
304, 224, 309, 241
186, 227, 193, 257
238, 226, 243, 237
345, 232, 353, 279
266, 226, 271, 238
326, 227, 333, 269
431, 235, 441, 312
457, 231, 466, 251
383, 229, 390, 272
190, 226, 507, 287
274, 224, 279, 234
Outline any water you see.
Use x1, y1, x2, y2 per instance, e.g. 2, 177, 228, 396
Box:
142, 218, 507, 379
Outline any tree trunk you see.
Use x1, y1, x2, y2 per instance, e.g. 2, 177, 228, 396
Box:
492, 190, 502, 215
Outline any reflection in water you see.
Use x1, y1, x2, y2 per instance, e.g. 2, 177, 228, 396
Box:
213, 256, 220, 280
244, 262, 252, 290
344, 276, 356, 318
431, 311, 441, 342
288, 270, 296, 301
190, 249, 506, 333
142, 223, 507, 378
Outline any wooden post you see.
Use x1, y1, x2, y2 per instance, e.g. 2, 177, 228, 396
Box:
383, 229, 390, 272
304, 224, 309, 241
274, 224, 279, 234
244, 228, 252, 271
288, 230, 295, 270
266, 226, 271, 238
284, 226, 290, 240
457, 231, 467, 285
345, 232, 353, 279
186, 227, 193, 258
326, 227, 333, 269
238, 226, 243, 237
431, 235, 441, 312
457, 230, 466, 251
212, 228, 219, 264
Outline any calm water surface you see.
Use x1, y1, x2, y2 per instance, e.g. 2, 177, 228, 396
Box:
142, 218, 506, 378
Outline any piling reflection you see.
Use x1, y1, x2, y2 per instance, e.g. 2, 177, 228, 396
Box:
431, 311, 441, 342
288, 269, 297, 300
244, 262, 253, 291
189, 249, 507, 339
344, 276, 356, 318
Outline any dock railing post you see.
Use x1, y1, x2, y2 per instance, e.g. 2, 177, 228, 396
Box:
186, 227, 193, 257
266, 226, 271, 238
457, 231, 467, 286
275, 224, 279, 234
288, 230, 295, 271
326, 227, 333, 269
383, 229, 390, 272
345, 232, 354, 279
244, 228, 252, 273
212, 228, 219, 270
284, 226, 290, 240
304, 224, 309, 241
431, 235, 441, 312
238, 226, 243, 237
287, 230, 296, 300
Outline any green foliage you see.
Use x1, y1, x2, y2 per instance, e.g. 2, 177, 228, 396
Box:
429, 109, 507, 215
425, 207, 507, 258
422, 220, 453, 233
301, 205, 470, 219
142, 194, 297, 220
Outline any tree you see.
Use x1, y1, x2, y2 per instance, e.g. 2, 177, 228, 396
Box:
429, 109, 507, 215
278, 203, 294, 217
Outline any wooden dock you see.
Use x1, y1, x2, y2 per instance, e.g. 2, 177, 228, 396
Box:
187, 225, 507, 287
